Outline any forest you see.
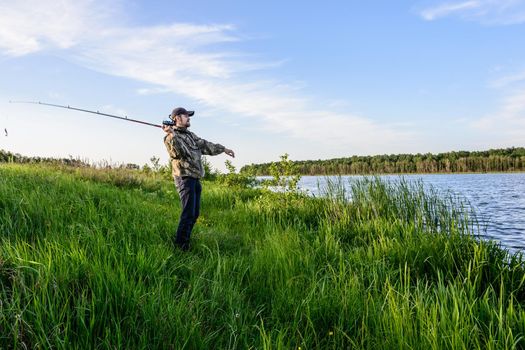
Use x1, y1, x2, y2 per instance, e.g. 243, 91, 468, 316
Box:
241, 147, 525, 175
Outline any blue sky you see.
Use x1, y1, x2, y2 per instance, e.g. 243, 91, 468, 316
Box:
1, 0, 525, 171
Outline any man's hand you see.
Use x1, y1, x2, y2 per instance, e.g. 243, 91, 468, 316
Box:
224, 148, 235, 158
162, 125, 174, 134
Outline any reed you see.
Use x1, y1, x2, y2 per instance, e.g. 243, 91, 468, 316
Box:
1, 163, 524, 349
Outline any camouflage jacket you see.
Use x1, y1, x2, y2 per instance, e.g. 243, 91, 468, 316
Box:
163, 127, 225, 178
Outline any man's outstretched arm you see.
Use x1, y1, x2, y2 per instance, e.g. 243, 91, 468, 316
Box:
193, 132, 234, 157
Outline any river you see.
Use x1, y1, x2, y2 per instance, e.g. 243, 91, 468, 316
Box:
294, 173, 525, 255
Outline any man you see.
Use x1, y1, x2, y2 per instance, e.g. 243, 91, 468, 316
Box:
162, 107, 235, 251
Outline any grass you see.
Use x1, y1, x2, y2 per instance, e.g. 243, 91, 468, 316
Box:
1, 163, 525, 349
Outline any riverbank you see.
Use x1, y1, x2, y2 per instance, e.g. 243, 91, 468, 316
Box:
294, 173, 525, 254
1, 163, 525, 349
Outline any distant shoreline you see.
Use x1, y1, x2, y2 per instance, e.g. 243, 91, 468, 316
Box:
274, 170, 525, 177
243, 147, 525, 176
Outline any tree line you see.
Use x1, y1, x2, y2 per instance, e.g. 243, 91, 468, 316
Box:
0, 149, 136, 169
0, 149, 90, 167
241, 147, 525, 175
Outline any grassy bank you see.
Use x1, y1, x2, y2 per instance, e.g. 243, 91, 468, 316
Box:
1, 163, 525, 349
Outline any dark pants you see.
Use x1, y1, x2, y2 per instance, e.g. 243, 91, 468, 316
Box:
174, 176, 202, 250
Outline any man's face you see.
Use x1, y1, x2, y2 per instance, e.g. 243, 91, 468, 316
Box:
175, 113, 191, 128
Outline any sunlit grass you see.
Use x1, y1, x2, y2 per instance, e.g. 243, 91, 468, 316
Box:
1, 163, 524, 349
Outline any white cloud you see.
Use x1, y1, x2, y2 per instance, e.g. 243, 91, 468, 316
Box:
419, 0, 525, 24
502, 89, 525, 114
490, 70, 525, 88
421, 1, 481, 21
0, 0, 112, 56
0, 0, 410, 153
471, 65, 525, 145
471, 89, 525, 143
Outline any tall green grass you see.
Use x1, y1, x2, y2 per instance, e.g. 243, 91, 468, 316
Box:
1, 163, 524, 349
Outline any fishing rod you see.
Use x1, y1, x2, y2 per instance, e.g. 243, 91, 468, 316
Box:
8, 100, 175, 128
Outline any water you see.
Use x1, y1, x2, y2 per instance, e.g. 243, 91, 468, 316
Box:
295, 173, 525, 254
